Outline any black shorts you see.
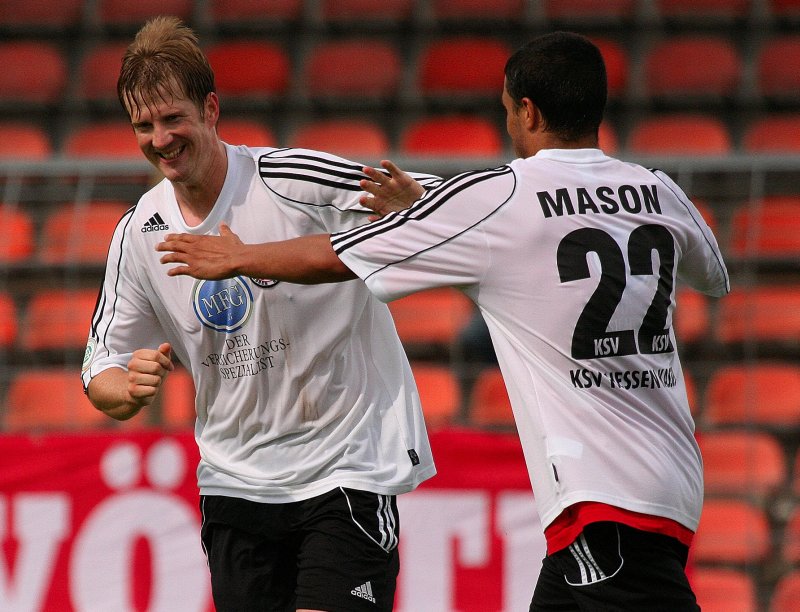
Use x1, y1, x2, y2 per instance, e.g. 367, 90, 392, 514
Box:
200, 488, 400, 612
531, 522, 700, 611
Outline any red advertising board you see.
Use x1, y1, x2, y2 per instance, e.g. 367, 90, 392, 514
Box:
0, 428, 544, 612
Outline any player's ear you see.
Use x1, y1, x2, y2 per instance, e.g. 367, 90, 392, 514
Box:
520, 98, 539, 131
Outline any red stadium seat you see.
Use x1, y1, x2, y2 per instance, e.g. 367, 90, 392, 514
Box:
674, 288, 709, 345
417, 37, 511, 98
656, 0, 752, 20
97, 0, 193, 27
218, 118, 277, 147
159, 366, 196, 429
77, 42, 127, 105
0, 122, 52, 160
0, 293, 18, 348
288, 120, 389, 158
756, 36, 800, 100
4, 369, 109, 431
692, 568, 757, 612
782, 508, 800, 563
39, 201, 130, 265
0, 41, 67, 106
400, 115, 504, 157
320, 0, 414, 23
693, 499, 771, 564
206, 41, 290, 100
20, 289, 99, 352
410, 362, 462, 429
699, 430, 787, 497
716, 286, 800, 345
304, 39, 401, 101
598, 122, 619, 154
0, 0, 83, 28
0, 205, 35, 263
543, 0, 636, 21
643, 36, 741, 101
771, 570, 800, 612
626, 114, 732, 155
769, 0, 800, 17
468, 367, 515, 428
704, 363, 800, 428
743, 115, 800, 153
209, 0, 303, 26
591, 37, 629, 99
388, 288, 474, 350
62, 121, 141, 159
729, 196, 800, 257
431, 0, 525, 21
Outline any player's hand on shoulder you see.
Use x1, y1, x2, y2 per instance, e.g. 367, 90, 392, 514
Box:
157, 224, 243, 279
360, 159, 425, 220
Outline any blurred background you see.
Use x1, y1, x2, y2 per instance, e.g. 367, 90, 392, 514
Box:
0, 1, 799, 610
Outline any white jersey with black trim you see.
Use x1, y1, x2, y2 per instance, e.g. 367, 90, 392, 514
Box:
82, 143, 438, 503
333, 148, 729, 532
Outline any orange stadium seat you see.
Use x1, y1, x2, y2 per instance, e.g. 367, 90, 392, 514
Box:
729, 196, 800, 257
304, 39, 401, 101
591, 38, 629, 100
598, 122, 619, 154
643, 36, 741, 101
693, 499, 771, 565
20, 289, 98, 352
674, 288, 710, 346
97, 0, 193, 27
468, 367, 515, 428
218, 118, 277, 147
716, 286, 800, 345
77, 42, 128, 105
62, 121, 141, 159
756, 36, 800, 100
39, 201, 129, 264
704, 363, 800, 428
782, 508, 800, 563
0, 206, 35, 263
0, 0, 83, 28
0, 122, 52, 160
656, 0, 752, 20
692, 568, 757, 612
206, 41, 290, 100
320, 0, 414, 23
209, 0, 303, 26
400, 115, 504, 157
4, 369, 109, 431
543, 0, 637, 21
699, 430, 787, 497
0, 41, 67, 106
159, 366, 196, 429
288, 120, 389, 158
431, 0, 525, 21
771, 571, 800, 612
0, 293, 18, 348
388, 288, 474, 349
417, 37, 511, 99
410, 362, 462, 429
626, 114, 732, 155
743, 115, 800, 153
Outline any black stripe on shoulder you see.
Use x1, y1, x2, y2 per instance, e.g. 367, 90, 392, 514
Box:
332, 165, 512, 253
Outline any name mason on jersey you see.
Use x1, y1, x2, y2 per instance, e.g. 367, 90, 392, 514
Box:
537, 183, 662, 218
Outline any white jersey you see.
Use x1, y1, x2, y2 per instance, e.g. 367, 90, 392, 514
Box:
82, 144, 438, 502
333, 148, 729, 532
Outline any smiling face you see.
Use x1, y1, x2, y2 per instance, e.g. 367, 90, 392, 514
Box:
125, 88, 222, 188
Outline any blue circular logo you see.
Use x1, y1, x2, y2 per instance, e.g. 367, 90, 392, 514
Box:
192, 277, 254, 332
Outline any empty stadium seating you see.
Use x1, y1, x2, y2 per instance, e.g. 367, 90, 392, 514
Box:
38, 201, 129, 264
693, 498, 771, 565
729, 196, 800, 258
771, 570, 800, 612
410, 362, 462, 429
626, 114, 732, 155
62, 121, 141, 159
0, 122, 52, 160
217, 118, 277, 147
0, 41, 67, 106
400, 115, 504, 156
20, 289, 98, 352
743, 115, 800, 153
692, 568, 757, 612
206, 40, 291, 101
288, 120, 389, 157
715, 286, 800, 346
0, 293, 17, 348
387, 288, 474, 354
468, 367, 514, 428
0, 205, 35, 262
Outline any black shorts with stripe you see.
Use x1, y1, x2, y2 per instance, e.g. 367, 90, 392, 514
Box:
200, 488, 400, 612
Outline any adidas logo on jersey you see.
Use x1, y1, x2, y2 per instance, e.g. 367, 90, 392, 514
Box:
351, 581, 376, 604
141, 212, 169, 233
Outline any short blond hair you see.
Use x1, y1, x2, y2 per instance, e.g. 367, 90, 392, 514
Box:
117, 16, 215, 117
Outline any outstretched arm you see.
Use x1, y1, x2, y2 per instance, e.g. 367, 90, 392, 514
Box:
359, 159, 425, 218
157, 225, 356, 283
